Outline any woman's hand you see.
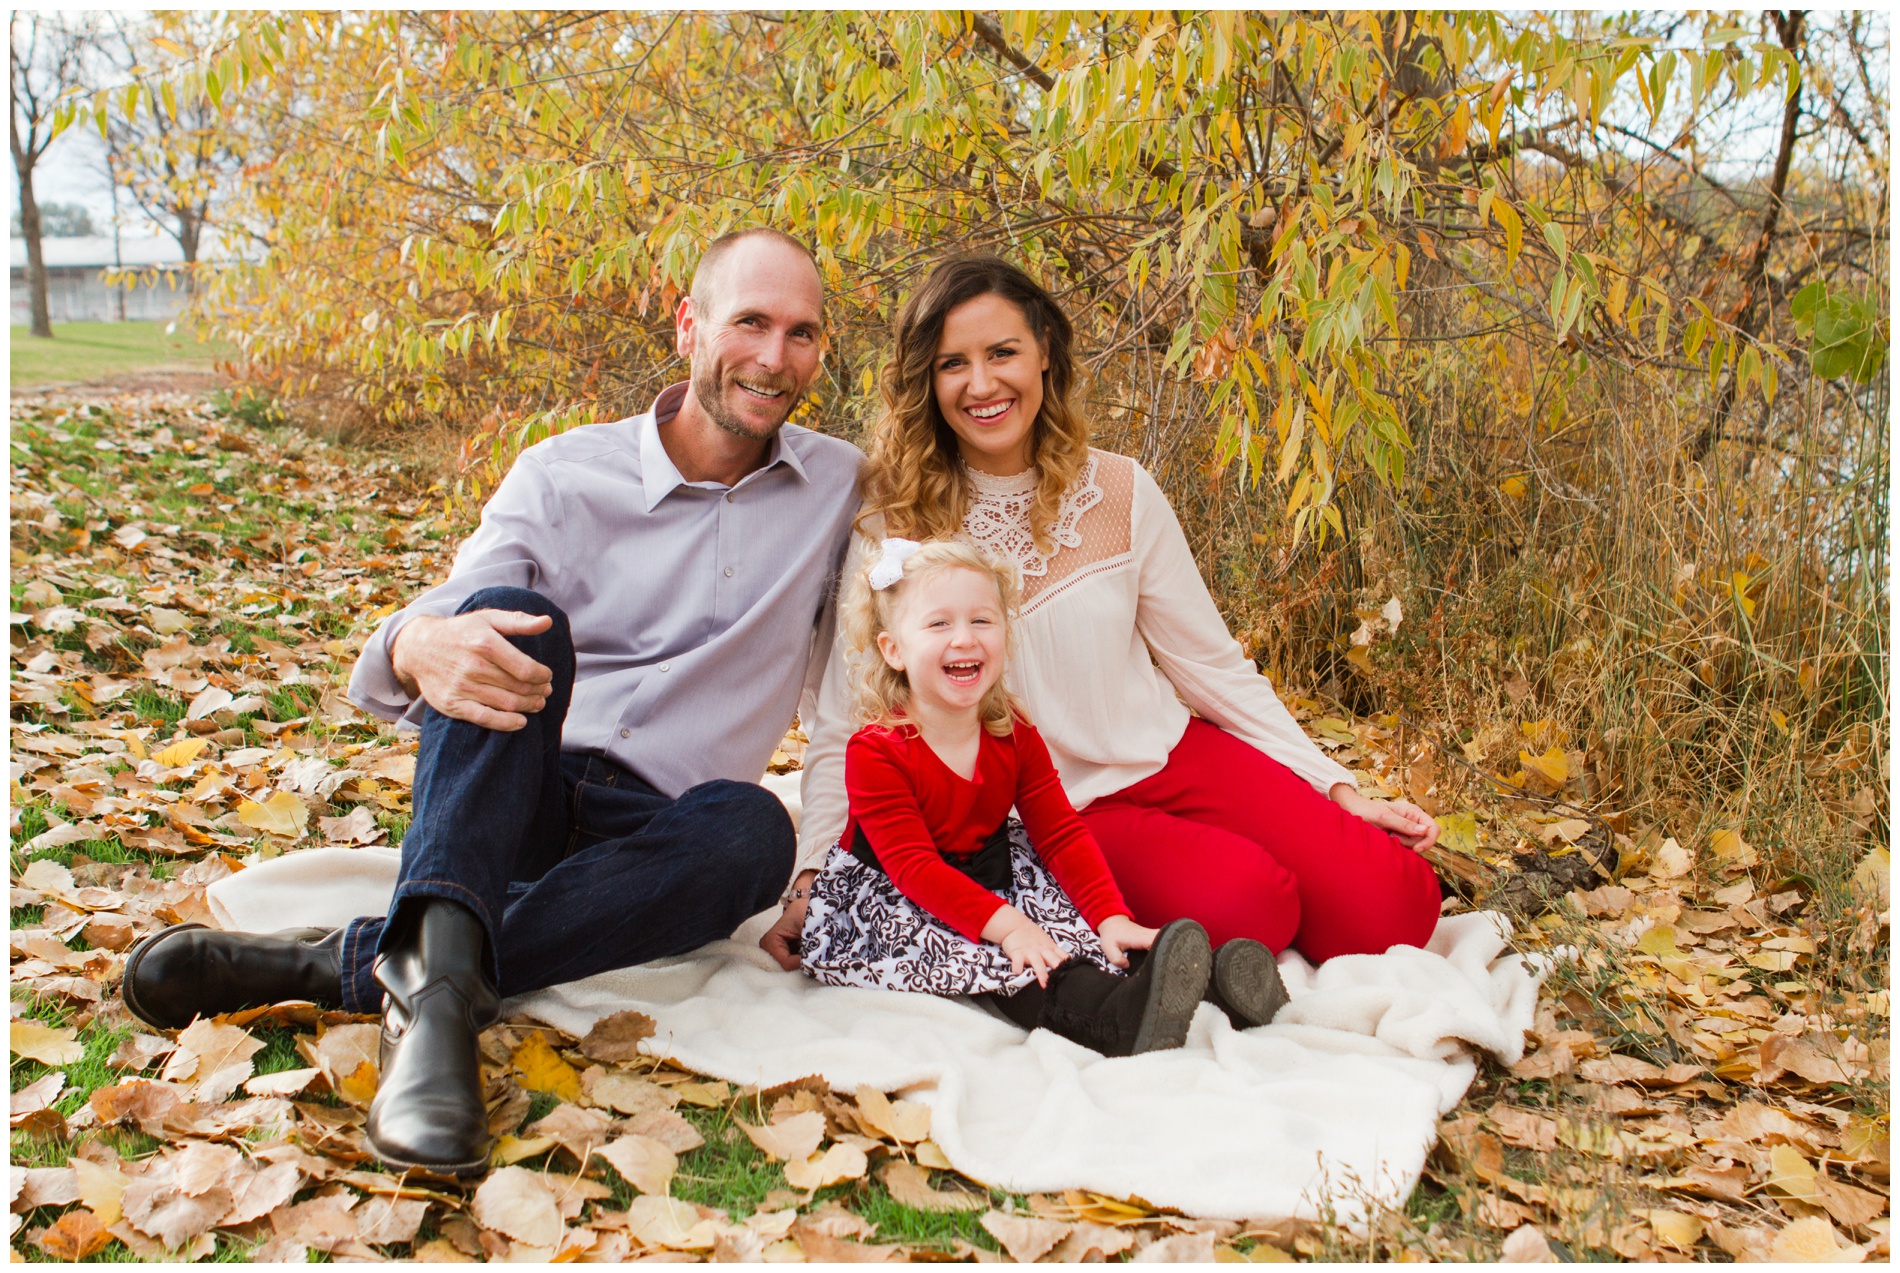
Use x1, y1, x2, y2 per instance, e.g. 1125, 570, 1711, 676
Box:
1330, 783, 1440, 852
1095, 914, 1157, 968
983, 905, 1066, 986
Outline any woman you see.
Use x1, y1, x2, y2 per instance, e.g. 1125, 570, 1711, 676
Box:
788, 255, 1441, 969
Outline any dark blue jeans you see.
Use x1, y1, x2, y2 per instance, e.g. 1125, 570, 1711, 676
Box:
336, 586, 795, 1013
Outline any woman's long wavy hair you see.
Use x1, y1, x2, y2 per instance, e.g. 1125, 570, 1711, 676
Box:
857, 256, 1091, 554
843, 538, 1025, 738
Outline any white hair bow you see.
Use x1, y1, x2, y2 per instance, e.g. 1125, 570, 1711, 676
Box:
868, 538, 923, 591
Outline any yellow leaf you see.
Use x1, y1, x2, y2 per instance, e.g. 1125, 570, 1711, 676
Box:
915, 1139, 954, 1170
238, 790, 309, 838
674, 1079, 730, 1107
594, 1134, 677, 1196
1645, 1210, 1705, 1252
1850, 846, 1889, 906
854, 1085, 931, 1144
1650, 836, 1694, 879
1769, 1216, 1862, 1263
72, 1158, 128, 1228
784, 1141, 868, 1191
491, 1134, 560, 1167
1635, 925, 1680, 957
11, 1020, 84, 1066
1770, 708, 1790, 734
1538, 818, 1591, 845
737, 1111, 826, 1163
1518, 747, 1569, 787
510, 1033, 582, 1102
1440, 811, 1480, 856
153, 737, 209, 768
1500, 473, 1528, 499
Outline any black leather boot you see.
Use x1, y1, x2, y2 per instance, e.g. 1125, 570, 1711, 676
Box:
364, 900, 499, 1177
122, 923, 345, 1030
1038, 919, 1212, 1056
1204, 939, 1290, 1028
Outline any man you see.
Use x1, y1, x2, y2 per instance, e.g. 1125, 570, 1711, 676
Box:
122, 228, 859, 1175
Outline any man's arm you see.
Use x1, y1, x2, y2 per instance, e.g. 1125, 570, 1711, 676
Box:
347, 452, 565, 728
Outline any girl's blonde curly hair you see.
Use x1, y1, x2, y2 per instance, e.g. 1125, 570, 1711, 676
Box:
842, 538, 1026, 738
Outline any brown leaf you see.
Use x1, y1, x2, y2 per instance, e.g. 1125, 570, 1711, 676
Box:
269, 1195, 361, 1253
1134, 1231, 1217, 1261
624, 1195, 721, 1250
619, 1108, 705, 1154
318, 805, 386, 845
878, 1160, 986, 1213
1500, 1224, 1558, 1262
1814, 1176, 1888, 1233
1476, 1193, 1534, 1230
354, 1195, 428, 1245
1049, 1221, 1138, 1261
220, 1162, 303, 1227
1489, 1107, 1559, 1152
523, 1102, 613, 1158
122, 1178, 233, 1250
109, 1033, 174, 1072
577, 1010, 657, 1064
582, 1068, 675, 1115
36, 1209, 113, 1261
1770, 1216, 1865, 1262
981, 1210, 1072, 1263
471, 1166, 564, 1249
89, 1080, 180, 1134
245, 1066, 320, 1097
10, 1070, 65, 1123
792, 1216, 897, 1263
169, 1141, 241, 1196
167, 1019, 265, 1086
14, 1167, 81, 1209
595, 1133, 677, 1196
309, 1023, 381, 1106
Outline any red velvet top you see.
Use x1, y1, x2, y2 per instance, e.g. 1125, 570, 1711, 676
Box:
841, 719, 1131, 942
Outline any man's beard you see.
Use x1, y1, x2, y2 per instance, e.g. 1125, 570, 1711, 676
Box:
693, 362, 796, 441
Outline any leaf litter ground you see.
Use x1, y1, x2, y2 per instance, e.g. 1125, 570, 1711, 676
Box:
8, 386, 1890, 1261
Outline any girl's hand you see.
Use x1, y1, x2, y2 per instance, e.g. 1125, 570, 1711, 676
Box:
983, 906, 1067, 986
999, 924, 1066, 986
1095, 914, 1157, 969
1330, 784, 1440, 852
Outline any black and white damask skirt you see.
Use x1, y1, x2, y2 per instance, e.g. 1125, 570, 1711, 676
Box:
800, 820, 1116, 997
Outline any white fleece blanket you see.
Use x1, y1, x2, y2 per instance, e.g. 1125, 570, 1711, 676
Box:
208, 845, 1544, 1222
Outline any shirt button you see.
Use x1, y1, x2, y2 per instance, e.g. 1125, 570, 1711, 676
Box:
659, 663, 670, 672
619, 728, 630, 738
725, 493, 734, 503
724, 567, 734, 577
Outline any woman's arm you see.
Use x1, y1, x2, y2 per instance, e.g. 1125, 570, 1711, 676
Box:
1126, 464, 1358, 795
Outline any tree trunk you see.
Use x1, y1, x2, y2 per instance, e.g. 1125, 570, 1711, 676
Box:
16, 167, 51, 337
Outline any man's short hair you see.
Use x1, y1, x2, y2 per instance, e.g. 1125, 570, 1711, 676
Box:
690, 227, 822, 314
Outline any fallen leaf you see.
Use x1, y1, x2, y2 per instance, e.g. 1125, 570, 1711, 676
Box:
577, 1010, 657, 1063
71, 1157, 128, 1227
245, 1066, 319, 1097
238, 789, 309, 838
152, 737, 209, 768
738, 1109, 826, 1163
1770, 1216, 1865, 1262
878, 1160, 986, 1212
1500, 1224, 1558, 1262
1519, 747, 1569, 788
185, 687, 234, 721
470, 1166, 563, 1249
523, 1102, 612, 1158
10, 1070, 66, 1122
511, 1032, 582, 1102
981, 1211, 1071, 1263
354, 1195, 428, 1245
220, 1161, 303, 1226
170, 1141, 242, 1195
121, 1178, 233, 1250
36, 1209, 113, 1261
1646, 1209, 1706, 1252
674, 1078, 731, 1107
582, 1069, 675, 1115
620, 1108, 705, 1155
310, 1023, 381, 1106
855, 1085, 931, 1144
594, 1133, 677, 1196
624, 1195, 721, 1250
317, 805, 385, 845
11, 1020, 84, 1066
785, 1142, 869, 1191
1651, 836, 1694, 879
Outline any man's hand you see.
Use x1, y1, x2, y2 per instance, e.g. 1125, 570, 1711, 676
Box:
1095, 914, 1157, 968
760, 870, 818, 971
1329, 783, 1440, 852
391, 610, 555, 731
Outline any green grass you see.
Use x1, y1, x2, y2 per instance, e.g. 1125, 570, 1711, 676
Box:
10, 321, 233, 388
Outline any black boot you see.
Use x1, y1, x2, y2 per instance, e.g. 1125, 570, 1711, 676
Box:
122, 923, 345, 1030
1204, 939, 1289, 1028
1037, 919, 1211, 1056
364, 900, 499, 1177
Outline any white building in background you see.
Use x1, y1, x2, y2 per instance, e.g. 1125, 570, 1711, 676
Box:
9, 234, 195, 324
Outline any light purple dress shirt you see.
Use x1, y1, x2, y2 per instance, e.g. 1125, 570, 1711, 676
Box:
347, 382, 863, 798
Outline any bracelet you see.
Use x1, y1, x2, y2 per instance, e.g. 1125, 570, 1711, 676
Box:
781, 886, 809, 906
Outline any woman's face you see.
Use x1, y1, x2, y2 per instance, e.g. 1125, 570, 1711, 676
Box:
931, 292, 1049, 476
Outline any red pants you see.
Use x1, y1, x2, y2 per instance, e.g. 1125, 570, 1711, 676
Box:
1081, 719, 1441, 963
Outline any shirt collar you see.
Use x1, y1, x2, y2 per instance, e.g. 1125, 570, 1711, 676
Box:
638, 381, 810, 512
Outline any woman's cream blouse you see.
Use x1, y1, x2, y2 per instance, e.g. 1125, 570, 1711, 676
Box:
794, 449, 1356, 875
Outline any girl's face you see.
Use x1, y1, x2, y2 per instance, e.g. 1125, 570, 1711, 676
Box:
876, 566, 1007, 718
931, 293, 1049, 477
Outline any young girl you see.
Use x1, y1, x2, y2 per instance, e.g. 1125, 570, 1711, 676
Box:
800, 538, 1272, 1055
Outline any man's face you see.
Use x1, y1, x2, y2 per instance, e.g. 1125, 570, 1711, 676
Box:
677, 240, 825, 442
